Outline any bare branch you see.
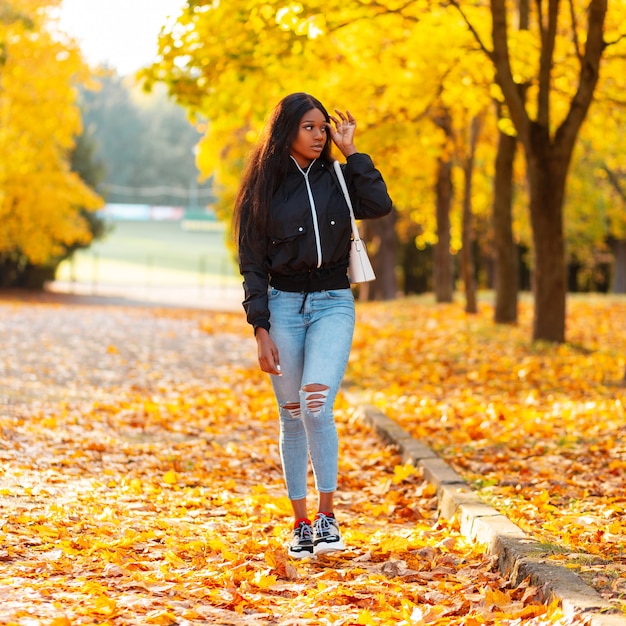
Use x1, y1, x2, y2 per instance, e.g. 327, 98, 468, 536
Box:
447, 0, 494, 59
325, 0, 421, 32
489, 0, 530, 144
518, 0, 530, 30
605, 32, 626, 48
568, 0, 583, 62
602, 165, 626, 202
536, 0, 559, 127
601, 95, 626, 106
554, 0, 607, 155
536, 0, 545, 41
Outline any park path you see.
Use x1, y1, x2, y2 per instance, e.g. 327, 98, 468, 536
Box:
0, 294, 579, 624
0, 292, 251, 412
47, 280, 244, 313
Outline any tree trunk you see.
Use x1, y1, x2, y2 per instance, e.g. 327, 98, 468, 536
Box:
461, 116, 480, 314
492, 128, 519, 323
492, 0, 526, 324
461, 205, 477, 313
433, 155, 454, 303
612, 238, 626, 294
529, 203, 566, 343
366, 209, 397, 300
527, 132, 568, 343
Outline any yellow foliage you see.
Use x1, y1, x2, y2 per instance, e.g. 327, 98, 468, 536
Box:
349, 296, 626, 572
0, 0, 103, 265
392, 463, 419, 484
141, 0, 498, 245
142, 0, 625, 261
162, 469, 178, 485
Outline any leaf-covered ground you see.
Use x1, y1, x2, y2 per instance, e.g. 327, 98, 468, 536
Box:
0, 295, 586, 625
347, 294, 626, 614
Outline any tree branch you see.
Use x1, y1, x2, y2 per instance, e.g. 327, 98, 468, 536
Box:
536, 0, 558, 128
604, 32, 626, 48
602, 165, 626, 202
488, 0, 530, 145
325, 0, 421, 32
536, 0, 545, 42
568, 0, 583, 63
554, 0, 607, 155
447, 0, 493, 59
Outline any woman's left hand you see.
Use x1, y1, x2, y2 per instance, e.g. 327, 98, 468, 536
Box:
329, 109, 357, 158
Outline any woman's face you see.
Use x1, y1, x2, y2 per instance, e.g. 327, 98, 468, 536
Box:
290, 107, 328, 168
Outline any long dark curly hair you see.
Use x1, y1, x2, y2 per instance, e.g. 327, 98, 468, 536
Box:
233, 93, 333, 249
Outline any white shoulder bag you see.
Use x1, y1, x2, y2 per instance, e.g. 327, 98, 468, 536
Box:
333, 160, 376, 284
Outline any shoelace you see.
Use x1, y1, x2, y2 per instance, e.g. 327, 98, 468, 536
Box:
297, 523, 313, 541
315, 515, 334, 535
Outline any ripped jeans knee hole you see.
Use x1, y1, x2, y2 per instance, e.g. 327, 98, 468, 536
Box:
281, 383, 330, 419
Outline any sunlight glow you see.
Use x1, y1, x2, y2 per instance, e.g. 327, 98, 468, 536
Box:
57, 0, 186, 75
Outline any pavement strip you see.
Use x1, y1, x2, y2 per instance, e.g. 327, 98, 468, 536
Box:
344, 395, 626, 626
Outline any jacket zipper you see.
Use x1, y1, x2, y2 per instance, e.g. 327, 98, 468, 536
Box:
292, 157, 322, 268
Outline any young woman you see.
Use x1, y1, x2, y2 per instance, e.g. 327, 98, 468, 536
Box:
234, 92, 392, 558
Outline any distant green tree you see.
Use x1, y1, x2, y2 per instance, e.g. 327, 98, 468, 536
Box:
69, 130, 109, 246
79, 73, 144, 191
79, 72, 214, 208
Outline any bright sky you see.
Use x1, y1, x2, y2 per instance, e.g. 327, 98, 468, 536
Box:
57, 0, 186, 75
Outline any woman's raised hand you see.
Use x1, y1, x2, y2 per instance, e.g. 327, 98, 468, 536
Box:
329, 109, 357, 158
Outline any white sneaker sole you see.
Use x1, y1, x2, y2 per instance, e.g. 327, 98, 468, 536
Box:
314, 539, 346, 554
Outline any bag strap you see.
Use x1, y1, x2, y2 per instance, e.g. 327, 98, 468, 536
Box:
333, 160, 362, 243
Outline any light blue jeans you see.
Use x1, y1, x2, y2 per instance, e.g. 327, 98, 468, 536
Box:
268, 288, 355, 500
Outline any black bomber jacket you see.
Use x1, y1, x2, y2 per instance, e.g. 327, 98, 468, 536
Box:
239, 152, 392, 332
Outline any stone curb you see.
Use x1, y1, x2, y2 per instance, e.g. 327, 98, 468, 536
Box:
349, 399, 625, 626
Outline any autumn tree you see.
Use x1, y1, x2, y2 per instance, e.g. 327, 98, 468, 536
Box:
492, 101, 520, 323
567, 31, 626, 294
0, 0, 102, 287
449, 0, 610, 342
388, 12, 494, 309
490, 0, 529, 325
432, 106, 455, 303
459, 114, 482, 313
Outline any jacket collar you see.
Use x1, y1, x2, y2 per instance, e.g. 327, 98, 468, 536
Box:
289, 156, 316, 176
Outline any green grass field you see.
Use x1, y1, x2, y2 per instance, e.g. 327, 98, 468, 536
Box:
56, 220, 240, 288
